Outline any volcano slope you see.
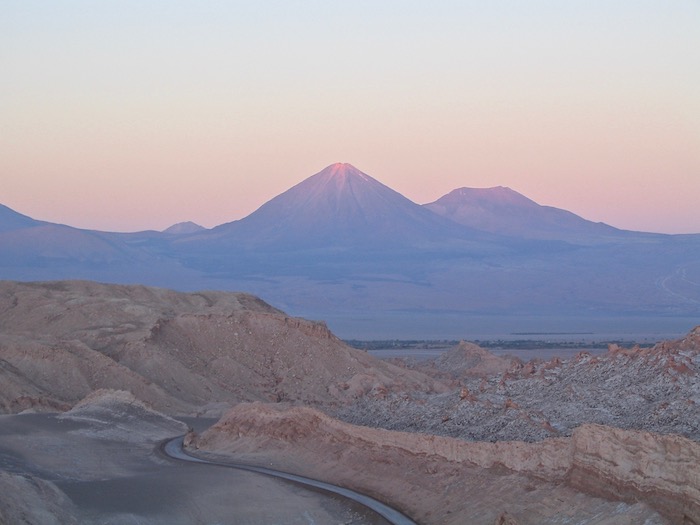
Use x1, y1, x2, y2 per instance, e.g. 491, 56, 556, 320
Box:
0, 280, 443, 416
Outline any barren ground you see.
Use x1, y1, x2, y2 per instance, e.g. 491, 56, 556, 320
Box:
0, 392, 389, 524
1, 281, 699, 524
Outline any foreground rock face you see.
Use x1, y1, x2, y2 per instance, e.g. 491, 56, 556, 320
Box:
569, 424, 700, 523
191, 402, 685, 525
0, 280, 443, 415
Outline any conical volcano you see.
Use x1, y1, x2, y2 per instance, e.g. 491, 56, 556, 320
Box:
206, 163, 473, 249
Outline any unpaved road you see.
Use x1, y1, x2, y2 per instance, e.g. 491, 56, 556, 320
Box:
162, 435, 417, 525
0, 413, 390, 524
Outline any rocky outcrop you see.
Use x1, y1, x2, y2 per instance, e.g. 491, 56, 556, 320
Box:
433, 340, 517, 377
190, 402, 676, 524
282, 316, 337, 340
193, 402, 571, 478
339, 326, 700, 443
58, 389, 188, 442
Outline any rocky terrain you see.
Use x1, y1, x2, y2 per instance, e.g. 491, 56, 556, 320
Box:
337, 329, 700, 443
185, 328, 700, 523
0, 280, 443, 416
1, 279, 699, 524
431, 340, 517, 378
56, 388, 188, 442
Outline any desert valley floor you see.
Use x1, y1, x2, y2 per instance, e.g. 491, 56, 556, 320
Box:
1, 280, 699, 524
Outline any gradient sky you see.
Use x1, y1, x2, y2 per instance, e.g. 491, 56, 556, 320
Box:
2, 1, 699, 233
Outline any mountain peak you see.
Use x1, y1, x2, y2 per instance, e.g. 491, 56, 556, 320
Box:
426, 186, 619, 240
329, 162, 354, 171
327, 162, 358, 172
446, 186, 536, 206
318, 162, 372, 183
208, 163, 472, 248
163, 221, 206, 235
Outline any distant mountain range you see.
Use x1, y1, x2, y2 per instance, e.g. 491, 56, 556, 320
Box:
2, 163, 699, 339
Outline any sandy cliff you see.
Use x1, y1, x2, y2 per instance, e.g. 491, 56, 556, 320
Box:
190, 402, 688, 524
569, 424, 700, 523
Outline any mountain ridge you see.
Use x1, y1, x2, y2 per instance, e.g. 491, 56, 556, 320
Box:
2, 163, 699, 338
0, 203, 44, 233
0, 165, 681, 239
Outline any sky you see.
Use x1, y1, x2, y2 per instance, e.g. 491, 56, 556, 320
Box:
1, 1, 699, 234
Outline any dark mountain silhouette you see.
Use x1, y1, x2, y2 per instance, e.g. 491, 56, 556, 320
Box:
425, 187, 623, 242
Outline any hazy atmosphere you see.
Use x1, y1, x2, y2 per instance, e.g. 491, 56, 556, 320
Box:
2, 4, 700, 524
2, 1, 699, 233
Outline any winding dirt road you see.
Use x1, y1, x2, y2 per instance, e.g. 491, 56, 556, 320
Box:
160, 436, 418, 525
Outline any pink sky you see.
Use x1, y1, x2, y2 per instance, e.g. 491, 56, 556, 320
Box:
1, 2, 699, 234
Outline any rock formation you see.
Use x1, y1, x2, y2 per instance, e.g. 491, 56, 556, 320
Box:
0, 280, 443, 415
432, 340, 517, 377
338, 327, 700, 443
